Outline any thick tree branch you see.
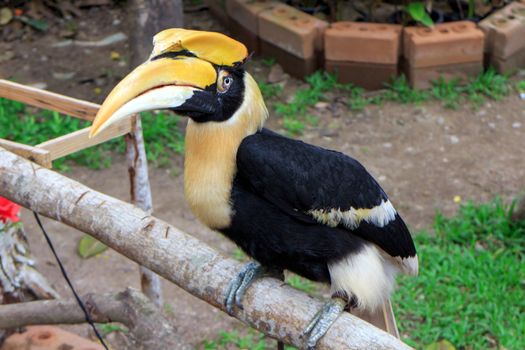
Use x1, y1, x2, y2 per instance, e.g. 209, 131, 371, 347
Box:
0, 288, 192, 350
0, 147, 412, 350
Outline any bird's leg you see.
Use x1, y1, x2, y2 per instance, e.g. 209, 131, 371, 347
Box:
301, 294, 351, 349
225, 261, 281, 314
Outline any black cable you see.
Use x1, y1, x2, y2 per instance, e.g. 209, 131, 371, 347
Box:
33, 212, 109, 350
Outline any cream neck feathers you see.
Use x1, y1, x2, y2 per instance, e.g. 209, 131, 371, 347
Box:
183, 72, 268, 229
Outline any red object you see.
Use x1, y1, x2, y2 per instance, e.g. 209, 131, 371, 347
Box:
0, 196, 20, 224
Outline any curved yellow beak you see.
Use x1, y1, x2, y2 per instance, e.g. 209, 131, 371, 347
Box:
89, 56, 216, 137
89, 29, 248, 138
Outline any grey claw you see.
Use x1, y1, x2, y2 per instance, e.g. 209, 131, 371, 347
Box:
224, 277, 239, 314
224, 261, 263, 315
302, 298, 346, 349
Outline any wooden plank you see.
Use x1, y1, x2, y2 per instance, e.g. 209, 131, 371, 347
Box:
0, 79, 100, 121
36, 115, 135, 160
0, 139, 52, 168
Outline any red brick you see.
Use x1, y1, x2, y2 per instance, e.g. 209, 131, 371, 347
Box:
325, 60, 397, 90
403, 60, 483, 89
258, 3, 328, 59
325, 22, 402, 64
491, 46, 525, 74
226, 0, 278, 35
479, 2, 525, 59
3, 325, 105, 350
260, 39, 319, 78
204, 0, 229, 25
403, 21, 484, 68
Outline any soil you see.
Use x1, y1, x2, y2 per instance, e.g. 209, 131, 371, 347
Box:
1, 3, 524, 349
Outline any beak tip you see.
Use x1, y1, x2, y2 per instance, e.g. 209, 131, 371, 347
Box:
88, 127, 98, 139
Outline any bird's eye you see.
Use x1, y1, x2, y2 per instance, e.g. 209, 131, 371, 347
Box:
217, 71, 233, 93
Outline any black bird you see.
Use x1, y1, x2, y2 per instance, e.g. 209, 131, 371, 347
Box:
90, 29, 418, 348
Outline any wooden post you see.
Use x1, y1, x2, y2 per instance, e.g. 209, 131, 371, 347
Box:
128, 0, 184, 68
125, 117, 163, 308
0, 147, 413, 350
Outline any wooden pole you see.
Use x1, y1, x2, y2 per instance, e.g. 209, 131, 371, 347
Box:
0, 147, 413, 350
125, 117, 163, 308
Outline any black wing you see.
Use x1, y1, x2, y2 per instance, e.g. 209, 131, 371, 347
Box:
236, 128, 416, 259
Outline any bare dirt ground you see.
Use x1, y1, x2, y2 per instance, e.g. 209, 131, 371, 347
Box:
1, 3, 524, 348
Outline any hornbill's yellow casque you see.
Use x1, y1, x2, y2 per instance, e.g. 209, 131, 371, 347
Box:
90, 29, 418, 348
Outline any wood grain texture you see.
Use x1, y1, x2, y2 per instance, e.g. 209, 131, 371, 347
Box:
125, 116, 163, 308
36, 116, 135, 160
0, 147, 413, 350
0, 139, 51, 168
0, 79, 100, 121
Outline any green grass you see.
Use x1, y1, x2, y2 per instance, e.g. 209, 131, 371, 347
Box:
96, 323, 128, 337
383, 75, 431, 104
232, 247, 248, 262
430, 77, 462, 109
261, 57, 277, 67
381, 68, 509, 109
517, 80, 525, 93
273, 68, 511, 135
394, 198, 525, 349
275, 71, 343, 135
258, 81, 283, 100
0, 98, 185, 170
286, 273, 319, 296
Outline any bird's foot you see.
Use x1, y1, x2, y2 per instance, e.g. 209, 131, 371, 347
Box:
224, 261, 265, 315
301, 297, 346, 349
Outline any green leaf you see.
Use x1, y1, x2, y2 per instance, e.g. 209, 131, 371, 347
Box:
78, 234, 108, 258
420, 12, 434, 27
405, 2, 434, 27
467, 0, 475, 18
425, 339, 456, 350
16, 16, 48, 32
406, 2, 426, 21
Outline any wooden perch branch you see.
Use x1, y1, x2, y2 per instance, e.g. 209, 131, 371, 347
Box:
0, 147, 412, 350
0, 288, 192, 350
0, 139, 51, 168
0, 80, 99, 121
37, 116, 135, 162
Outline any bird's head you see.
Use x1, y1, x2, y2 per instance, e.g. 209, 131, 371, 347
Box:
89, 29, 267, 137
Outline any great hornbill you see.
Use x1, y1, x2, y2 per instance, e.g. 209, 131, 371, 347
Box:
90, 29, 418, 348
